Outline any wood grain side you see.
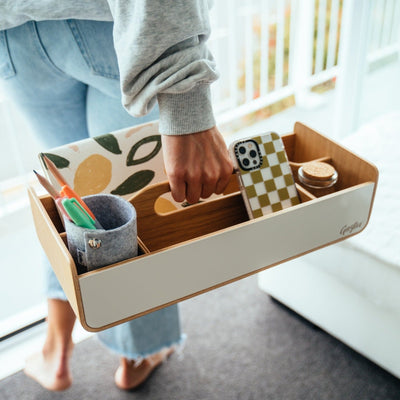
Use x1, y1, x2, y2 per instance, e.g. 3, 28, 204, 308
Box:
27, 187, 83, 320
129, 178, 249, 251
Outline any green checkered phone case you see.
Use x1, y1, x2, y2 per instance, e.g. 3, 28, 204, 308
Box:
229, 132, 300, 219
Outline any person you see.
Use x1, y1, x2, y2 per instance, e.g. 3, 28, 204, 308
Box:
0, 0, 233, 392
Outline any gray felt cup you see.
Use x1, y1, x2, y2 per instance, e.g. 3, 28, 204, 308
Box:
64, 194, 138, 272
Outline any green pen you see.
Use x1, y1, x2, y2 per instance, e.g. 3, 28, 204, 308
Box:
62, 197, 96, 229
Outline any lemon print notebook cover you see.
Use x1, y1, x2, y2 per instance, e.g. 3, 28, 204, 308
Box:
38, 121, 180, 214
230, 132, 300, 219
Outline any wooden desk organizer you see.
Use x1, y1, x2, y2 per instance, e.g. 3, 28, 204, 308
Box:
28, 122, 378, 332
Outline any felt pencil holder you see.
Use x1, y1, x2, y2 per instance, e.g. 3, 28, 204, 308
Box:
64, 194, 138, 272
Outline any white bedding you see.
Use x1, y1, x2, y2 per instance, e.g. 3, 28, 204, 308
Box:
301, 244, 400, 314
305, 111, 400, 312
339, 111, 400, 267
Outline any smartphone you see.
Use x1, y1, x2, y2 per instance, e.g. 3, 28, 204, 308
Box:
229, 132, 300, 219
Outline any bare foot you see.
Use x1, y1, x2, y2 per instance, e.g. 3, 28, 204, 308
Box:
115, 347, 174, 390
24, 343, 73, 391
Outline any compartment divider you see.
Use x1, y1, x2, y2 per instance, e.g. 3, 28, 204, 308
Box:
295, 184, 316, 202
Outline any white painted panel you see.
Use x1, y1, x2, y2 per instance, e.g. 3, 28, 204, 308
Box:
79, 183, 374, 329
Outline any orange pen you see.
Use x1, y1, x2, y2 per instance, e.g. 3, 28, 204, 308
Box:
42, 155, 96, 221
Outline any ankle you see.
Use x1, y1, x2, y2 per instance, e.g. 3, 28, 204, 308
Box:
42, 338, 74, 359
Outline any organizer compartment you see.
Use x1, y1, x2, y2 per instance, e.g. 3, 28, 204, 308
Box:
283, 123, 376, 195
28, 122, 378, 331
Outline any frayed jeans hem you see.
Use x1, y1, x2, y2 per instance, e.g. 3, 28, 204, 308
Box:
96, 333, 187, 361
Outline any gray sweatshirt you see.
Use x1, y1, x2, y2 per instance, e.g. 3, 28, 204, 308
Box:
0, 0, 218, 135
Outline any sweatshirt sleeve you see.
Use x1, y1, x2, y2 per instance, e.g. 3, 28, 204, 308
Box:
106, 0, 219, 135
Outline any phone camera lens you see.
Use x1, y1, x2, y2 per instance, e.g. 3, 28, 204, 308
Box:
249, 149, 257, 158
242, 158, 250, 167
239, 146, 246, 154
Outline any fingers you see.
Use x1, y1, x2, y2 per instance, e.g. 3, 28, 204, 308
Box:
171, 172, 228, 204
161, 127, 233, 204
168, 167, 204, 204
216, 155, 234, 194
200, 183, 215, 200
180, 171, 213, 204
200, 170, 218, 200
169, 175, 186, 203
185, 168, 232, 204
215, 173, 232, 195
186, 180, 202, 205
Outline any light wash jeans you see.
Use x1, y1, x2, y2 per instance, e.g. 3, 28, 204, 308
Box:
0, 20, 183, 359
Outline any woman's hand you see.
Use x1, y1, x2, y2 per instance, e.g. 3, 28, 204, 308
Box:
162, 126, 233, 204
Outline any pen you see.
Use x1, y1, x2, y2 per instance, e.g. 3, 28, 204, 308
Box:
33, 170, 72, 221
62, 198, 96, 229
42, 155, 97, 221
